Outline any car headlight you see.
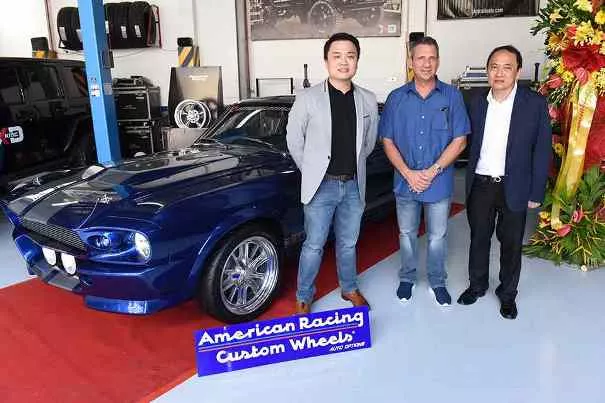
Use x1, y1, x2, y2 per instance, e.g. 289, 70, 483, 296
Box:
134, 232, 151, 260
83, 229, 153, 264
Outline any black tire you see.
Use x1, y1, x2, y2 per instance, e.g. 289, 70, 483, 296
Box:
198, 224, 282, 323
57, 7, 82, 50
129, 2, 154, 48
70, 130, 97, 167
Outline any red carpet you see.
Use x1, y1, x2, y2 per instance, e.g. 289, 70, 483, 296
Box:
0, 204, 463, 403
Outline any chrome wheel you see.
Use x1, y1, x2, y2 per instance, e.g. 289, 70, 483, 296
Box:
219, 236, 279, 315
174, 99, 211, 128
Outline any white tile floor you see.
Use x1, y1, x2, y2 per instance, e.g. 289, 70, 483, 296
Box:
2, 171, 604, 403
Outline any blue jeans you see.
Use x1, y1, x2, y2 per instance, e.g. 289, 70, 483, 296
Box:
396, 196, 451, 288
296, 178, 364, 304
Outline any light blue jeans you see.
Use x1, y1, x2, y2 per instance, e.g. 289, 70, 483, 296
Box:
296, 178, 364, 304
396, 196, 451, 289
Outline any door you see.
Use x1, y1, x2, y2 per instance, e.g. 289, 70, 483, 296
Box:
0, 65, 33, 175
20, 63, 67, 164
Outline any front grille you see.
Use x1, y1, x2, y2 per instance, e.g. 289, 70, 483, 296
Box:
21, 219, 87, 252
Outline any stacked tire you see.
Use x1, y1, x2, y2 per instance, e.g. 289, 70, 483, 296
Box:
57, 2, 156, 51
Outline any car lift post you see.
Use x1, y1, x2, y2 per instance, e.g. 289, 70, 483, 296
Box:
78, 0, 121, 164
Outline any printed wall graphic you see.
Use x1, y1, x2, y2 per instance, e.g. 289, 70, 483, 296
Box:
248, 0, 402, 40
438, 0, 538, 20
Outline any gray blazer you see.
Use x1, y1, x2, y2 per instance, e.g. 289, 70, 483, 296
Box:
286, 80, 379, 204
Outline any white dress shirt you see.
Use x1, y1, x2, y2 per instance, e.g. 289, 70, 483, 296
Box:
475, 84, 517, 177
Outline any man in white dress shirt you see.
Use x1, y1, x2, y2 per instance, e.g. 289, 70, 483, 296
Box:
457, 45, 551, 319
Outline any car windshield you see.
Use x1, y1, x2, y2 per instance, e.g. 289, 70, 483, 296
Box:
193, 105, 290, 151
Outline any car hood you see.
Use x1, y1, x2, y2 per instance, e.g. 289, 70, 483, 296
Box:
4, 144, 287, 229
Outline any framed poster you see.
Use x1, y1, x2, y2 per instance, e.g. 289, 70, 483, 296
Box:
438, 0, 538, 20
248, 0, 402, 41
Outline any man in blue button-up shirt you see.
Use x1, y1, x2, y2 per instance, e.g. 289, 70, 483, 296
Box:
379, 36, 469, 306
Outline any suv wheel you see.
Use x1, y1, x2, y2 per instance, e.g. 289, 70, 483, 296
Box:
70, 131, 97, 167
198, 224, 281, 323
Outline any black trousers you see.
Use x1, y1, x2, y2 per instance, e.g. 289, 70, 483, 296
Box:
467, 176, 527, 302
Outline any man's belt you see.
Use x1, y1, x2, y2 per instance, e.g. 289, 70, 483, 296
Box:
475, 174, 504, 183
325, 173, 354, 182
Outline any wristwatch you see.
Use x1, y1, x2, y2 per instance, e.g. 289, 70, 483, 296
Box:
432, 163, 443, 175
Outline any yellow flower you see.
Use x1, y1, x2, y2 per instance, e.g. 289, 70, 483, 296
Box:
574, 0, 593, 12
548, 34, 568, 53
591, 30, 605, 45
594, 69, 605, 94
596, 10, 605, 25
555, 60, 566, 75
600, 42, 605, 54
549, 8, 563, 23
562, 70, 576, 82
574, 21, 594, 44
553, 143, 565, 156
539, 211, 551, 220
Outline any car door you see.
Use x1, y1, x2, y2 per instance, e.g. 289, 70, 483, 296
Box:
363, 105, 394, 209
0, 64, 35, 176
20, 63, 67, 164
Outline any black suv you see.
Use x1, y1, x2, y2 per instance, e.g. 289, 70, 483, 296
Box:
0, 58, 96, 190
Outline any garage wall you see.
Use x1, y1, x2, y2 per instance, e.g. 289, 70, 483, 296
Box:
1, 0, 550, 105
250, 3, 409, 102
0, 0, 49, 58
410, 0, 549, 84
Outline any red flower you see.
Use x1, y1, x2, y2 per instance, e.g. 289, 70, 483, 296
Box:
563, 45, 605, 73
546, 74, 563, 89
538, 85, 549, 96
574, 67, 590, 85
572, 209, 585, 223
567, 25, 577, 39
557, 224, 572, 237
596, 204, 605, 221
549, 105, 560, 120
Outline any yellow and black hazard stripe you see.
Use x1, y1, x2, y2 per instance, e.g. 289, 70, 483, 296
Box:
178, 46, 199, 67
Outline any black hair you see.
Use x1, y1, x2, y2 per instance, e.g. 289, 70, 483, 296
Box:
409, 36, 439, 58
486, 45, 523, 69
323, 32, 360, 60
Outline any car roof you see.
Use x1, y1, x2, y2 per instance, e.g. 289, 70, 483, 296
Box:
236, 95, 383, 110
0, 57, 84, 66
237, 95, 295, 107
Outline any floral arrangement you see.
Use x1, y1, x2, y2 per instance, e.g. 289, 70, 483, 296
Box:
524, 167, 605, 269
526, 0, 605, 269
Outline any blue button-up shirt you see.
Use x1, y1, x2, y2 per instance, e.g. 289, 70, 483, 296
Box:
379, 80, 470, 202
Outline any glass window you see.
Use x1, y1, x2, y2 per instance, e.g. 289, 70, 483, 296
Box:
62, 66, 88, 98
23, 66, 61, 101
0, 68, 22, 105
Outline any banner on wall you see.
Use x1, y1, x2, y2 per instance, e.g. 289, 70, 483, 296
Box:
438, 0, 538, 20
248, 0, 402, 40
195, 306, 371, 376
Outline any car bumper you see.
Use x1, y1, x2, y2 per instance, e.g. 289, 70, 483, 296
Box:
14, 232, 192, 315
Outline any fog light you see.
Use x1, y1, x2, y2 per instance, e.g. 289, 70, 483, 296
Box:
42, 247, 57, 266
61, 253, 77, 275
134, 232, 151, 260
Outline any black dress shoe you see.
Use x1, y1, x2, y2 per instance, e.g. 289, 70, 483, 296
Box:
500, 300, 518, 320
457, 288, 486, 305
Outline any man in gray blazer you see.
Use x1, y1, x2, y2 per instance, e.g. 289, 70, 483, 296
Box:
286, 32, 379, 314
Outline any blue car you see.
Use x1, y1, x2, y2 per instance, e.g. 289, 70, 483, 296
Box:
1, 96, 393, 323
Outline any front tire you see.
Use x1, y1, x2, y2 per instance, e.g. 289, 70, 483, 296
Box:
198, 224, 282, 323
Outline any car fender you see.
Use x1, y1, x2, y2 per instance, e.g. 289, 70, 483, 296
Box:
183, 204, 284, 294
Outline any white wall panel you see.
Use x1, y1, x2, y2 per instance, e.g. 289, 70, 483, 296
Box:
0, 0, 49, 58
